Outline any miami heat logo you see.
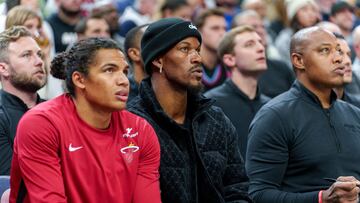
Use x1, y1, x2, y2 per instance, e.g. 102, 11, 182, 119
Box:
120, 142, 139, 163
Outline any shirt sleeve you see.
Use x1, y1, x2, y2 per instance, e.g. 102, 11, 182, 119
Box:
10, 112, 67, 202
133, 120, 161, 203
246, 107, 318, 203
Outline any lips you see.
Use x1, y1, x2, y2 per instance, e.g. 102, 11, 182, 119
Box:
256, 56, 266, 62
334, 66, 345, 75
115, 90, 128, 102
33, 69, 45, 76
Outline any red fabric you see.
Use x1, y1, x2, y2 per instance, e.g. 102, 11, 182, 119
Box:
10, 94, 161, 203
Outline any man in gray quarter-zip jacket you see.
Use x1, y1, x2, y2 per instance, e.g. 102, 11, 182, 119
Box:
246, 26, 360, 203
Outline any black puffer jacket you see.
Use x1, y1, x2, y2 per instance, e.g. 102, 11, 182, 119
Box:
127, 78, 250, 203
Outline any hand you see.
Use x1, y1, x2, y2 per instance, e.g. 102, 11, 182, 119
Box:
322, 176, 360, 203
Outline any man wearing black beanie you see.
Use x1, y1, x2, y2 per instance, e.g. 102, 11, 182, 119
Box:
127, 17, 251, 203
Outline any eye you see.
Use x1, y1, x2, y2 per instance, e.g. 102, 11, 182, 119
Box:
21, 52, 31, 58
180, 47, 189, 53
104, 67, 114, 73
320, 47, 330, 54
123, 68, 128, 76
37, 51, 44, 59
245, 41, 255, 47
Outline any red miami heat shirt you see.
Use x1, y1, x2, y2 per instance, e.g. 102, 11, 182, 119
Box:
10, 94, 161, 203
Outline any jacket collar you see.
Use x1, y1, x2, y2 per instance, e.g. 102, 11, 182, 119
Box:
225, 79, 261, 101
0, 89, 43, 110
139, 77, 214, 122
292, 80, 338, 107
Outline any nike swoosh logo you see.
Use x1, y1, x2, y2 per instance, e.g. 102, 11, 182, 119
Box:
69, 143, 83, 152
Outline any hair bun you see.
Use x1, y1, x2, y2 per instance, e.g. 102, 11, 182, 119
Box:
50, 52, 68, 80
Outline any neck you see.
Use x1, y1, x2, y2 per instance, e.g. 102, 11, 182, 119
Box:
2, 84, 38, 108
58, 9, 80, 26
333, 86, 344, 99
231, 70, 259, 99
73, 95, 112, 129
341, 28, 351, 38
298, 77, 333, 109
133, 63, 146, 84
151, 74, 187, 124
200, 46, 218, 70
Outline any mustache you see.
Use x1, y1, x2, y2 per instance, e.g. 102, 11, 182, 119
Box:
189, 65, 202, 72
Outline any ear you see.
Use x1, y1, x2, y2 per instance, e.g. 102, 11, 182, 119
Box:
291, 53, 305, 71
222, 54, 236, 69
0, 62, 10, 78
127, 48, 141, 62
72, 71, 86, 90
152, 56, 163, 69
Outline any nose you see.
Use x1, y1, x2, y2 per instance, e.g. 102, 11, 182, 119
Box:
257, 41, 265, 53
190, 50, 202, 64
333, 49, 343, 64
116, 71, 129, 87
35, 53, 44, 67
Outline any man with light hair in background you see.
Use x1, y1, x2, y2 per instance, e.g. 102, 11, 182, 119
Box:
0, 26, 46, 175
232, 9, 295, 98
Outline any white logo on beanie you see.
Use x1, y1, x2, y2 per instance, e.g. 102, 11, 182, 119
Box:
189, 23, 197, 30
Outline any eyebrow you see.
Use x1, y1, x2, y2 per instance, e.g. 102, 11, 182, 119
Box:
318, 43, 332, 46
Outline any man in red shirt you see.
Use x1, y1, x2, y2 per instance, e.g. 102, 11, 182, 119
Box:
10, 37, 161, 203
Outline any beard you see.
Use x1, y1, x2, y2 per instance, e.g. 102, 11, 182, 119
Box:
60, 4, 81, 17
187, 82, 204, 95
9, 67, 47, 93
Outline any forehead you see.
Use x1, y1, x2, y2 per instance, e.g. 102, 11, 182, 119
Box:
238, 16, 262, 26
305, 30, 337, 48
234, 31, 260, 43
338, 39, 350, 50
203, 15, 226, 27
87, 19, 108, 27
8, 36, 39, 52
91, 48, 127, 66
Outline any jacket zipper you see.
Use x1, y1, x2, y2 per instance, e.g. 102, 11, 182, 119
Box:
325, 110, 341, 152
191, 120, 225, 203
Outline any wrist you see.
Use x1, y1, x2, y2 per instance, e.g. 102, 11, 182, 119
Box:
318, 190, 323, 203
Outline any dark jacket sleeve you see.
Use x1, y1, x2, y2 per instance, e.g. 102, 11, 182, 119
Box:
245, 107, 318, 203
223, 116, 251, 203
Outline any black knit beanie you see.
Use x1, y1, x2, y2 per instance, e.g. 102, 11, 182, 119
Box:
141, 18, 202, 74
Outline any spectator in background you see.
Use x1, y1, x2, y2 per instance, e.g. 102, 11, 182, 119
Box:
194, 8, 229, 91
315, 0, 337, 21
0, 26, 46, 175
5, 5, 63, 100
75, 16, 111, 40
241, 0, 268, 25
157, 0, 193, 21
330, 1, 355, 44
205, 26, 269, 159
232, 10, 295, 98
47, 0, 82, 53
124, 24, 148, 102
345, 25, 360, 100
247, 26, 360, 203
215, 0, 240, 29
333, 32, 360, 107
10, 37, 161, 203
127, 18, 250, 203
275, 0, 320, 67
119, 0, 157, 37
91, 0, 124, 46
